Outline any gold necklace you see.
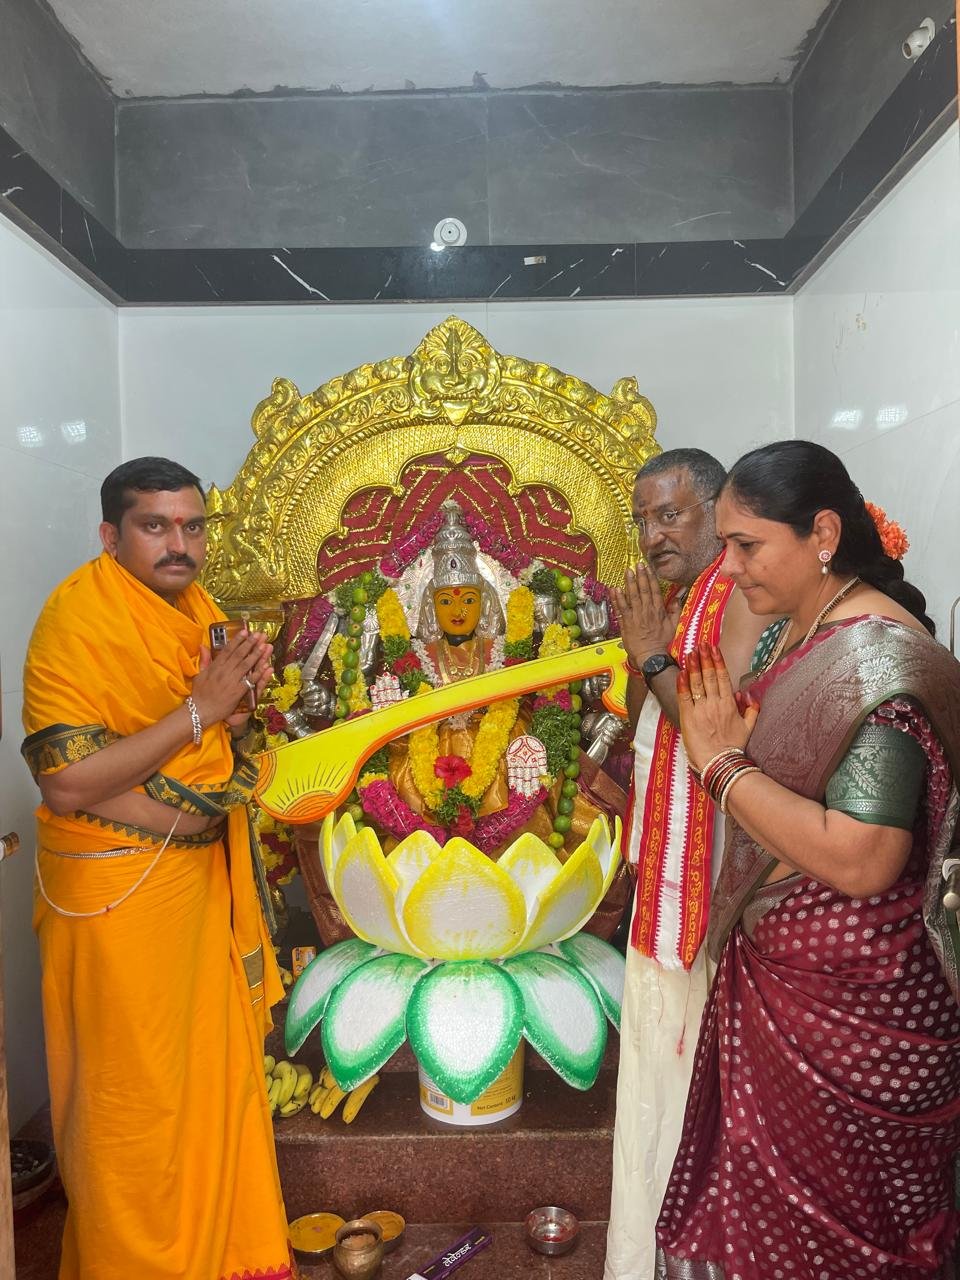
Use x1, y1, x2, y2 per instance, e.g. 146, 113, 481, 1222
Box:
435, 637, 486, 686
760, 576, 861, 674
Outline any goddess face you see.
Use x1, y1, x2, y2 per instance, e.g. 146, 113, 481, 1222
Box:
433, 585, 482, 637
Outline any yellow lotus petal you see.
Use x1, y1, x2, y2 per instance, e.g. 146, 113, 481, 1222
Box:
333, 827, 424, 957
322, 811, 357, 891
590, 815, 622, 898
496, 832, 564, 916
509, 836, 604, 955
387, 829, 444, 907
402, 838, 527, 960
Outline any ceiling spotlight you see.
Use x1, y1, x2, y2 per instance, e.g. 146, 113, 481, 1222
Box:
902, 17, 935, 59
433, 217, 467, 248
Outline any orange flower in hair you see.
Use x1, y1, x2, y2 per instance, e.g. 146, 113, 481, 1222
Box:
865, 502, 909, 560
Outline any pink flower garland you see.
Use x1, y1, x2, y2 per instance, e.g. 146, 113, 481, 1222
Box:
463, 510, 532, 576
360, 778, 447, 844
359, 776, 547, 853
473, 786, 548, 852
285, 595, 334, 664
379, 510, 444, 578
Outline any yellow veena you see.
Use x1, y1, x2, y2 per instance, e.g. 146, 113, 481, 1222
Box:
255, 639, 630, 822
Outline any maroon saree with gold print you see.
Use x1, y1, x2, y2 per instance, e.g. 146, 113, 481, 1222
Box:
656, 617, 960, 1280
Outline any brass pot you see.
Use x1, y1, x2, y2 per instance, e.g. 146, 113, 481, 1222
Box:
332, 1218, 385, 1280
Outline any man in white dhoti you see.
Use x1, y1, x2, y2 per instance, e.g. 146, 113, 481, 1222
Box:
605, 449, 772, 1280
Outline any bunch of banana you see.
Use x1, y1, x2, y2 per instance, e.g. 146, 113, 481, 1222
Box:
307, 1066, 379, 1124
264, 1056, 313, 1118
272, 945, 294, 990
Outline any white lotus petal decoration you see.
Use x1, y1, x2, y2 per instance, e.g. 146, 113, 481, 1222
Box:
320, 812, 622, 960
286, 813, 626, 1101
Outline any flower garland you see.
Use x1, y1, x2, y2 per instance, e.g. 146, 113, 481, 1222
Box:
463, 510, 532, 577
461, 696, 522, 801
408, 704, 445, 812
528, 571, 587, 850
379, 510, 444, 579
504, 586, 535, 662
256, 663, 302, 749
865, 502, 910, 560
255, 809, 298, 886
377, 588, 425, 695
283, 595, 334, 664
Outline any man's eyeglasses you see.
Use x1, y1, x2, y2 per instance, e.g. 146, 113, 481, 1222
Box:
633, 496, 714, 539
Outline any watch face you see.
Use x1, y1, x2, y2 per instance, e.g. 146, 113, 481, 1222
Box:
642, 654, 674, 678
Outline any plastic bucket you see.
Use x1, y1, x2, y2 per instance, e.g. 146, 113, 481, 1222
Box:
418, 1044, 524, 1126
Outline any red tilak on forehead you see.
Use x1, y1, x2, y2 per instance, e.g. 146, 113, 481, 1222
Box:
173, 516, 185, 526
452, 587, 462, 596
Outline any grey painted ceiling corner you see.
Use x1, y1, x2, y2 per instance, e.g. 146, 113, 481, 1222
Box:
46, 0, 834, 97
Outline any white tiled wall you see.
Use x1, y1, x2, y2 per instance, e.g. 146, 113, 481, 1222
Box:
0, 216, 121, 1130
795, 124, 960, 639
118, 296, 795, 489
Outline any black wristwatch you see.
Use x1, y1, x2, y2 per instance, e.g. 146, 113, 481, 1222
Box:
640, 653, 678, 687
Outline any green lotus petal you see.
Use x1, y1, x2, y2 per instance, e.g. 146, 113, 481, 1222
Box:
407, 961, 523, 1104
555, 932, 626, 1032
503, 951, 606, 1090
284, 937, 377, 1055
322, 953, 428, 1092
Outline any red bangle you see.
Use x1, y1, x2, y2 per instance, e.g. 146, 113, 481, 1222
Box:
625, 660, 646, 678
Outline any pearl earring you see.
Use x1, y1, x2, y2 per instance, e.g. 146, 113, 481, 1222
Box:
818, 550, 832, 576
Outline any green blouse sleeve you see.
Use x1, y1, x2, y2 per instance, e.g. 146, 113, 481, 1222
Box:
824, 721, 926, 830
751, 619, 788, 673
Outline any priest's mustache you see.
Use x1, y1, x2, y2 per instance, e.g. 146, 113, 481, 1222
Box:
155, 554, 197, 569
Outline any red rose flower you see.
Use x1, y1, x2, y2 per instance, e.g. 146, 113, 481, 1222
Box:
264, 707, 288, 734
435, 754, 472, 786
393, 651, 422, 674
449, 805, 476, 838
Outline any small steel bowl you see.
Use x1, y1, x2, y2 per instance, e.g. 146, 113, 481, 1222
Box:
524, 1206, 580, 1256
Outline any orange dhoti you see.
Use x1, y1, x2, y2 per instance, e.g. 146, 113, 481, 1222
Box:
35, 819, 292, 1280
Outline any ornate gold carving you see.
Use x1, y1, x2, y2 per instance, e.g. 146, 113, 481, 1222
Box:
202, 317, 659, 606
409, 317, 502, 426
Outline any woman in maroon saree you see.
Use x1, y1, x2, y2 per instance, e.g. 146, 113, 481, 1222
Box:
655, 441, 960, 1280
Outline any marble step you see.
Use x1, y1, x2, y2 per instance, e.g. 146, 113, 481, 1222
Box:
298, 1221, 608, 1279
14, 1192, 607, 1280
275, 1068, 616, 1225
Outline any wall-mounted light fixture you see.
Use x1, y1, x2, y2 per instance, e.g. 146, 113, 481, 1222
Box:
431, 217, 467, 250
902, 17, 935, 59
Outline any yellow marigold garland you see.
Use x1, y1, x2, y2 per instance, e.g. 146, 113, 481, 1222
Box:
461, 697, 521, 799
409, 722, 444, 810
376, 587, 410, 640
505, 586, 535, 644
357, 771, 389, 791
538, 622, 573, 698
539, 622, 572, 658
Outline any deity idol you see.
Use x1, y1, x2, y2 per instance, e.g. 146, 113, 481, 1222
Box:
260, 500, 629, 944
